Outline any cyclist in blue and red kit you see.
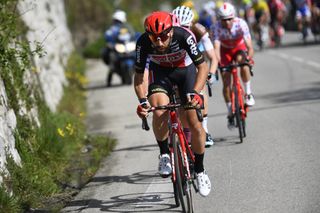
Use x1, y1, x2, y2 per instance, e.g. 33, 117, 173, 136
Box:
134, 11, 211, 197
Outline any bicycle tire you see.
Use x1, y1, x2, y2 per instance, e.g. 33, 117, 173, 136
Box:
242, 115, 246, 138
173, 180, 180, 207
234, 87, 244, 143
173, 134, 194, 213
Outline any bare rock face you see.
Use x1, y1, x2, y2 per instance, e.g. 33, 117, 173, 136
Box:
18, 0, 74, 111
0, 0, 73, 181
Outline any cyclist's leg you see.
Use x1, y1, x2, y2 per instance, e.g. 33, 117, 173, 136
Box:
179, 80, 214, 146
296, 9, 303, 32
148, 92, 170, 141
235, 49, 255, 106
201, 90, 214, 146
177, 64, 212, 196
220, 47, 233, 117
170, 65, 206, 156
172, 65, 211, 186
148, 64, 173, 176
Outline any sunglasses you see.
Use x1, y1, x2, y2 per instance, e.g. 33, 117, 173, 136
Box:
147, 27, 172, 42
222, 18, 233, 22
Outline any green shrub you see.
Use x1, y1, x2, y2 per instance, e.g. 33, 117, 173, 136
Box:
82, 36, 105, 59
0, 1, 116, 211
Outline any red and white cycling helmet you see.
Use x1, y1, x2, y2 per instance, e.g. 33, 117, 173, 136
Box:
217, 2, 236, 20
144, 11, 173, 35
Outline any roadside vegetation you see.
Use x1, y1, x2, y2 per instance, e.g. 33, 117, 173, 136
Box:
0, 1, 115, 212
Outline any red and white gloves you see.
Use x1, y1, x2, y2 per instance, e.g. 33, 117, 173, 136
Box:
136, 98, 150, 118
187, 90, 204, 109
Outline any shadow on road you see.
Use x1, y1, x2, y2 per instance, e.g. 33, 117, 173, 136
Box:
90, 170, 164, 185
206, 82, 320, 120
113, 144, 158, 152
260, 82, 320, 103
213, 136, 244, 146
63, 192, 180, 212
63, 170, 180, 212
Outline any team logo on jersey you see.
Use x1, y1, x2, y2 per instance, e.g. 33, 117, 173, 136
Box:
186, 35, 198, 55
136, 45, 141, 63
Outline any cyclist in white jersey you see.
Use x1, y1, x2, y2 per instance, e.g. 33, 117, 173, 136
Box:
210, 2, 255, 129
172, 6, 218, 147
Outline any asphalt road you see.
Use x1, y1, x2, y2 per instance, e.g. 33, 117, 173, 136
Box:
62, 32, 320, 213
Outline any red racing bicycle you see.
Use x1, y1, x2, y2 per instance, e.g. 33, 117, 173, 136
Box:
219, 61, 253, 143
142, 87, 203, 213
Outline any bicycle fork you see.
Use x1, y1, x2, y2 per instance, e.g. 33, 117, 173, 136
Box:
231, 70, 248, 120
169, 111, 192, 182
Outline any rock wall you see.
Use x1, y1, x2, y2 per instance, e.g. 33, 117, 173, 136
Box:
0, 0, 73, 181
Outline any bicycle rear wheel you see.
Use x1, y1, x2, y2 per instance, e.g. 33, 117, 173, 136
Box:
234, 88, 245, 143
173, 134, 194, 213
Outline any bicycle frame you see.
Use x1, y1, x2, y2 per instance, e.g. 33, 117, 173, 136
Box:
220, 62, 253, 142
230, 66, 248, 120
142, 101, 197, 212
168, 108, 195, 184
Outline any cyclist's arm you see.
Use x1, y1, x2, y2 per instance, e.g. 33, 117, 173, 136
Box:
241, 19, 255, 59
200, 34, 218, 75
134, 34, 149, 100
192, 23, 218, 74
182, 29, 208, 93
194, 61, 209, 93
134, 72, 148, 100
210, 24, 221, 63
244, 37, 254, 59
213, 40, 221, 63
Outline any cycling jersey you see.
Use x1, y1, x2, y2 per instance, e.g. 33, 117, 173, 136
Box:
268, 0, 286, 11
135, 26, 204, 73
190, 23, 214, 52
252, 0, 270, 13
295, 0, 311, 8
295, 2, 312, 18
211, 17, 251, 49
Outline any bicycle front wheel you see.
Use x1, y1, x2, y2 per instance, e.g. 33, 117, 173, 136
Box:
173, 134, 194, 213
234, 87, 245, 143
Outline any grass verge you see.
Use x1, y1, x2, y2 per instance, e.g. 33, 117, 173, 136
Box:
0, 52, 116, 212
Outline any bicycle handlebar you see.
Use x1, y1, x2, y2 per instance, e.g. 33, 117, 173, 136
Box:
141, 104, 203, 131
207, 81, 212, 97
142, 117, 150, 131
219, 62, 253, 76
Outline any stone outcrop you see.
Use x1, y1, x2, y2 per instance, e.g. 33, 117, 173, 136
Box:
0, 0, 73, 181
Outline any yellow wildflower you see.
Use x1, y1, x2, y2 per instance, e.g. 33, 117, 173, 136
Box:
66, 123, 74, 136
57, 128, 65, 137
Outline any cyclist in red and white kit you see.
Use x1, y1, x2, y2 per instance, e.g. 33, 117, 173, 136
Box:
210, 2, 255, 129
134, 11, 211, 196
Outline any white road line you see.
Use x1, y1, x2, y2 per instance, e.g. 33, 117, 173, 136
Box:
291, 56, 304, 63
134, 177, 172, 208
267, 51, 320, 69
306, 61, 320, 68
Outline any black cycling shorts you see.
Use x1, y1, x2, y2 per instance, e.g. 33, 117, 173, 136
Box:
147, 62, 197, 105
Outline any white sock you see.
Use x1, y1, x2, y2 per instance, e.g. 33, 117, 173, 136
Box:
202, 116, 208, 133
244, 81, 252, 95
226, 102, 232, 116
